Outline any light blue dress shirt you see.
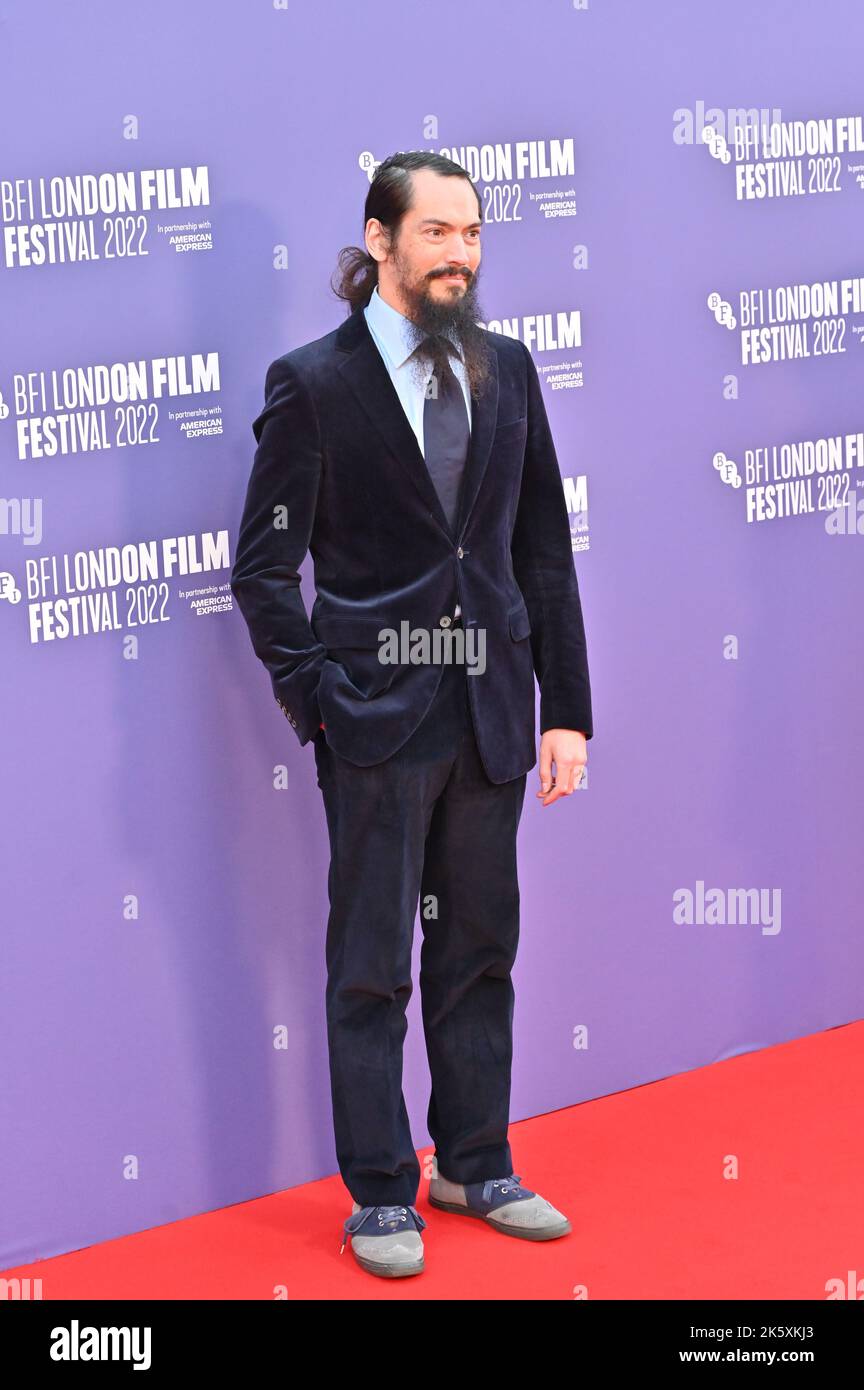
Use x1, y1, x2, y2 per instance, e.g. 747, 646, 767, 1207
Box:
364, 284, 470, 618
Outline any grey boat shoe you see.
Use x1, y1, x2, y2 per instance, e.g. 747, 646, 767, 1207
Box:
428, 1172, 571, 1240
340, 1201, 427, 1277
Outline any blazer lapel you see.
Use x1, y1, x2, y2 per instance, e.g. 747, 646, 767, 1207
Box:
336, 303, 499, 542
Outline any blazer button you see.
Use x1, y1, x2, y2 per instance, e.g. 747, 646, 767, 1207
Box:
439, 615, 451, 627
457, 546, 464, 559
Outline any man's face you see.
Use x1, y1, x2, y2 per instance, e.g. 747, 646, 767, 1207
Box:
384, 166, 482, 305
367, 168, 492, 397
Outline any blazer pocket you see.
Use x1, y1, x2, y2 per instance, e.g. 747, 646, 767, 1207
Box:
495, 415, 528, 434
313, 615, 387, 648
508, 597, 532, 641
314, 614, 395, 700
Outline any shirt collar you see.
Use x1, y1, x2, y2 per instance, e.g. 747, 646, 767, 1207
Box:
364, 284, 462, 370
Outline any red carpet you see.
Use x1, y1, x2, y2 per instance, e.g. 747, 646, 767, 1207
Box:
4, 1022, 861, 1300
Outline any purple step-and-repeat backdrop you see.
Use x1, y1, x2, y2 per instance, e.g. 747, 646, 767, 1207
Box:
2, 0, 862, 1267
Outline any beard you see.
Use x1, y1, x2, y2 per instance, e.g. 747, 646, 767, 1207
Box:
394, 257, 493, 400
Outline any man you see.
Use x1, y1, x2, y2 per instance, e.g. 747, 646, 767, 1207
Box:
230, 150, 593, 1280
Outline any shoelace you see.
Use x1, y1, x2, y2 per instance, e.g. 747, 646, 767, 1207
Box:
479, 1173, 535, 1206
340, 1203, 427, 1253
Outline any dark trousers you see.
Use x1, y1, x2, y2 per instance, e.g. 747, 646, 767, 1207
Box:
313, 656, 528, 1208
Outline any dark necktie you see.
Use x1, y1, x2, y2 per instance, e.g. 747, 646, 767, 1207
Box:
417, 339, 470, 537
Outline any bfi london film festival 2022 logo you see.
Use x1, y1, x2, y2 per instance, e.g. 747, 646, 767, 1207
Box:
684, 106, 864, 534
0, 163, 237, 641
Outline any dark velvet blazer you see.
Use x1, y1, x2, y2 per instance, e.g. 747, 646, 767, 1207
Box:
230, 301, 592, 784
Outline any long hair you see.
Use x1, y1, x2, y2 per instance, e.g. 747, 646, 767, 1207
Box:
331, 150, 482, 313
